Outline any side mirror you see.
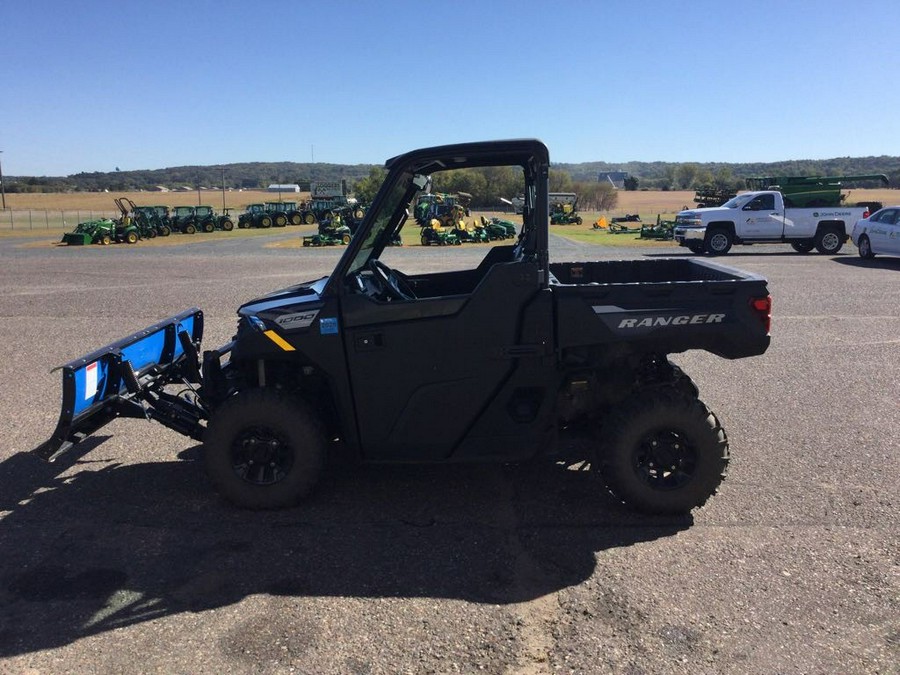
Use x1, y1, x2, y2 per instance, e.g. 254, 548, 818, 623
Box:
412, 174, 432, 193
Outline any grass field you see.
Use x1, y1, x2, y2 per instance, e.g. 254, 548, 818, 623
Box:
3, 189, 896, 247
6, 188, 895, 216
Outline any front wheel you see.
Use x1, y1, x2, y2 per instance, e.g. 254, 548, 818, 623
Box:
184, 224, 196, 235
686, 242, 705, 255
814, 227, 843, 254
125, 231, 139, 244
857, 234, 875, 259
596, 388, 729, 514
221, 219, 234, 232
204, 389, 325, 509
705, 228, 732, 255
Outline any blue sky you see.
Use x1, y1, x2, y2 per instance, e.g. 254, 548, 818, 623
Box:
3, 0, 899, 176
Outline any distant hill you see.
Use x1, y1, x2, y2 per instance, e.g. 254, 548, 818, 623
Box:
5, 156, 899, 193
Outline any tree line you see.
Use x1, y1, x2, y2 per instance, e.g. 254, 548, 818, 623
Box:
4, 155, 897, 198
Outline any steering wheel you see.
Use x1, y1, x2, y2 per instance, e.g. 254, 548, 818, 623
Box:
367, 259, 416, 301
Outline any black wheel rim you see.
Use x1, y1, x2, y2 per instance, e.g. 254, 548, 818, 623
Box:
230, 426, 294, 485
632, 430, 697, 490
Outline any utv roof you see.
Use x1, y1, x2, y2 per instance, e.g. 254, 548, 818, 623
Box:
384, 139, 550, 173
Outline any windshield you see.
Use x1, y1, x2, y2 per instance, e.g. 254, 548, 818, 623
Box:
345, 169, 415, 275
721, 194, 753, 209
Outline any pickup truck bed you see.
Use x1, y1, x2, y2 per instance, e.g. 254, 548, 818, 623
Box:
550, 258, 771, 359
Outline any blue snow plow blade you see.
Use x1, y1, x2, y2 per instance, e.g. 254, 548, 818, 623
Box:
34, 308, 206, 462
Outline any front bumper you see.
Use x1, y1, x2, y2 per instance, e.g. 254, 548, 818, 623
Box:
673, 226, 706, 245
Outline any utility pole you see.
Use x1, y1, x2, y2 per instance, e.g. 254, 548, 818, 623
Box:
0, 151, 6, 210
221, 168, 226, 211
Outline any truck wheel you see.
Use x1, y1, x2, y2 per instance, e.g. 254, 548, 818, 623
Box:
705, 229, 732, 255
596, 388, 728, 515
686, 242, 705, 255
204, 389, 325, 509
857, 234, 875, 259
814, 227, 843, 254
791, 240, 814, 253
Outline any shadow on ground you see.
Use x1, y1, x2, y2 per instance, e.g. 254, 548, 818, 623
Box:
0, 441, 689, 656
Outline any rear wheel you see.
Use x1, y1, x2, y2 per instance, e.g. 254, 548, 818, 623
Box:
125, 231, 139, 244
274, 214, 287, 227
205, 390, 325, 509
221, 219, 234, 232
160, 225, 171, 236
791, 240, 814, 253
858, 234, 875, 259
304, 213, 316, 225
705, 228, 732, 255
814, 227, 843, 254
290, 213, 302, 225
341, 233, 351, 244
184, 224, 196, 234
259, 216, 272, 228
596, 388, 729, 515
202, 221, 215, 233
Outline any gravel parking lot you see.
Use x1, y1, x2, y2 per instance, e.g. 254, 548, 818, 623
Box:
0, 232, 897, 674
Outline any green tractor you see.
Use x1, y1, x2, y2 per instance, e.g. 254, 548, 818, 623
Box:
114, 197, 156, 240
237, 203, 274, 229
193, 205, 234, 232
264, 202, 290, 227
61, 217, 140, 246
479, 216, 517, 241
302, 211, 353, 247
170, 206, 201, 234
304, 196, 363, 225
268, 201, 305, 225
133, 205, 172, 236
550, 196, 582, 225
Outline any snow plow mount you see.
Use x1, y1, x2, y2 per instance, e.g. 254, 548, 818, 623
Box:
33, 308, 206, 462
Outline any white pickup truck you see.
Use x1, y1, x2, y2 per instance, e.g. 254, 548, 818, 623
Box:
672, 190, 872, 255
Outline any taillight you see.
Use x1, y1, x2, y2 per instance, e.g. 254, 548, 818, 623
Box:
750, 295, 772, 335
863, 209, 870, 219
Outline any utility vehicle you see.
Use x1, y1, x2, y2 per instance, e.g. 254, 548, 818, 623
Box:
37, 140, 772, 515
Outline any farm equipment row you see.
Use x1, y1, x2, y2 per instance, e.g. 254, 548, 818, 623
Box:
61, 197, 370, 246
592, 213, 676, 240
415, 193, 517, 246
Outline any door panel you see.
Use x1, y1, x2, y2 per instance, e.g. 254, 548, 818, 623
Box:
341, 261, 541, 460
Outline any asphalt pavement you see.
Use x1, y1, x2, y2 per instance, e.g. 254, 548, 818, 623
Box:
0, 232, 897, 674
